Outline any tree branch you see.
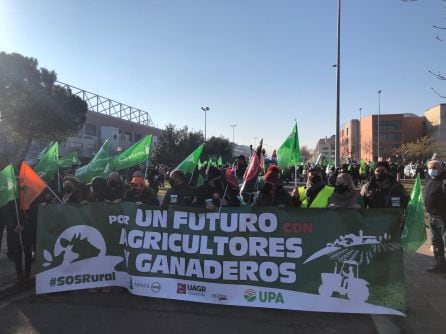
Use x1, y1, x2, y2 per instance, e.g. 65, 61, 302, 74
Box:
429, 70, 446, 80
431, 87, 446, 98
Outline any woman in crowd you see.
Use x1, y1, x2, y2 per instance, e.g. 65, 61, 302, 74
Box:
328, 173, 362, 209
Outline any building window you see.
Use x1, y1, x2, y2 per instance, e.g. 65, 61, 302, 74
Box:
374, 120, 401, 130
124, 132, 132, 142
85, 124, 97, 136
380, 132, 401, 142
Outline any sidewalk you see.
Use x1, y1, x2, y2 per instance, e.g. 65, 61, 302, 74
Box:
1, 231, 446, 333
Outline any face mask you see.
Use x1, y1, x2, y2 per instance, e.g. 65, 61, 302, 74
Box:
131, 188, 142, 196
375, 173, 387, 182
309, 175, 321, 184
335, 184, 349, 194
63, 185, 73, 193
428, 169, 439, 178
108, 181, 118, 187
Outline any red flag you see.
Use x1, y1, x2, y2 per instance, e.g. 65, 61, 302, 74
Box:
19, 161, 47, 210
240, 139, 263, 202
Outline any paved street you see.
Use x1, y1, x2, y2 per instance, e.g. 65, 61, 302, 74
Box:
1, 230, 446, 333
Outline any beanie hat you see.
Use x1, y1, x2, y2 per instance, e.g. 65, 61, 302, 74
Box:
264, 165, 280, 184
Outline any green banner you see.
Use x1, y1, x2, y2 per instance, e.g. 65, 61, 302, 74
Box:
277, 122, 300, 169
36, 204, 405, 316
59, 151, 80, 168
173, 144, 204, 174
0, 164, 17, 207
106, 135, 152, 172
35, 142, 59, 182
75, 139, 111, 183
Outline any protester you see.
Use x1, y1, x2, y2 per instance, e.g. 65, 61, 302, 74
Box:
423, 160, 446, 274
87, 176, 108, 202
360, 161, 409, 209
60, 176, 88, 203
294, 166, 334, 208
124, 176, 159, 206
252, 165, 294, 207
161, 170, 197, 209
328, 173, 362, 209
106, 172, 126, 202
195, 166, 240, 209
3, 201, 33, 284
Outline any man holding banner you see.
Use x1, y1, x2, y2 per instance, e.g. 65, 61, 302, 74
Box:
424, 160, 446, 274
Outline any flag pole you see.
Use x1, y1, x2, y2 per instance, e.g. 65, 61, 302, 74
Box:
13, 198, 23, 246
294, 164, 298, 188
46, 185, 63, 204
10, 166, 23, 245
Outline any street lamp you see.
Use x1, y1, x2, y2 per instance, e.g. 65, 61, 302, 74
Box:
358, 107, 362, 162
201, 106, 210, 141
230, 124, 237, 143
335, 0, 341, 168
377, 90, 382, 160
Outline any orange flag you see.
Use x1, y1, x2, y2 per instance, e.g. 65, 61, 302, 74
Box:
19, 161, 47, 210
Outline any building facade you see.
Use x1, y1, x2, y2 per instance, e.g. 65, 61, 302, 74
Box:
424, 104, 446, 144
340, 119, 360, 162
359, 113, 424, 162
314, 135, 336, 162
60, 111, 164, 159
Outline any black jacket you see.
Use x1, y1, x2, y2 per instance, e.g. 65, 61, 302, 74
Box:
361, 176, 409, 209
252, 183, 292, 207
161, 183, 197, 209
196, 180, 240, 208
424, 174, 446, 217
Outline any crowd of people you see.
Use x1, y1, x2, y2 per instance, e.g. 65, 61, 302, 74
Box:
1, 155, 445, 288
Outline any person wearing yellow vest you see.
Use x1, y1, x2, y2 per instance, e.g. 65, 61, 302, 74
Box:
292, 166, 334, 208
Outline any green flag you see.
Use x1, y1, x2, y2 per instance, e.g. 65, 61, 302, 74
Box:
34, 142, 59, 182
277, 122, 300, 169
401, 174, 426, 252
59, 151, 80, 168
0, 165, 17, 207
75, 139, 111, 183
173, 144, 204, 174
217, 156, 223, 167
34, 141, 54, 165
106, 135, 153, 172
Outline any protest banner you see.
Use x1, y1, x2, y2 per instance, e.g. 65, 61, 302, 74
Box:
36, 203, 405, 316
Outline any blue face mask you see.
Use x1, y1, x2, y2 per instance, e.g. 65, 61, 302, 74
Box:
428, 169, 439, 178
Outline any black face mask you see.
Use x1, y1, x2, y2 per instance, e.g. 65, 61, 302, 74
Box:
375, 173, 387, 182
63, 185, 73, 193
309, 175, 321, 184
131, 188, 142, 196
335, 184, 349, 194
108, 181, 118, 187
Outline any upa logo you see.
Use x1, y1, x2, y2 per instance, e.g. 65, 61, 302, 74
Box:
244, 289, 256, 302
244, 289, 284, 304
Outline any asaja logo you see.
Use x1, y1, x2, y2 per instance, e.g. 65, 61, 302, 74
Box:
244, 289, 256, 302
151, 282, 161, 293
